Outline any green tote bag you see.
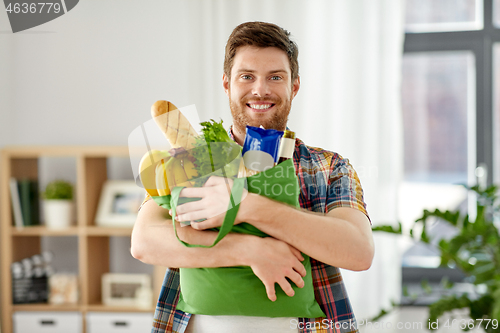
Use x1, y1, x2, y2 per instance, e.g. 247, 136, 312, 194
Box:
152, 159, 325, 318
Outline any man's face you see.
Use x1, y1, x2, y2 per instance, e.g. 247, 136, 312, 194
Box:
223, 46, 300, 134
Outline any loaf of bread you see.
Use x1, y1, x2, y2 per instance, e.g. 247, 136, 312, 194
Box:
151, 100, 199, 149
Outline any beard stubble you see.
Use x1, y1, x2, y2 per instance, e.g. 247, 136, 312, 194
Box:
229, 94, 292, 134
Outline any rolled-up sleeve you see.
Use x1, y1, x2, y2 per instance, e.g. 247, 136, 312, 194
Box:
326, 156, 370, 222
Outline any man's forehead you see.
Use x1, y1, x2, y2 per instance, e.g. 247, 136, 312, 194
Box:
232, 46, 291, 74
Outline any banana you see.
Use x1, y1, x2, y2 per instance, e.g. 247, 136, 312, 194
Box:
143, 152, 200, 197
138, 149, 170, 196
180, 158, 198, 187
173, 158, 189, 187
155, 158, 171, 196
164, 157, 179, 193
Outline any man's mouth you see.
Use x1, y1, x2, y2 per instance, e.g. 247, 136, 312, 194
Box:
247, 103, 275, 110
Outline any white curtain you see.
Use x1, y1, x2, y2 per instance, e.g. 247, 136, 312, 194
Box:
180, 0, 406, 319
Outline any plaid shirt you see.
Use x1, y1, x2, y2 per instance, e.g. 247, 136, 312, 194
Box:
150, 137, 369, 333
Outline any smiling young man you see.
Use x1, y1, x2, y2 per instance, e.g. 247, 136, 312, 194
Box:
226, 45, 297, 140
131, 22, 374, 333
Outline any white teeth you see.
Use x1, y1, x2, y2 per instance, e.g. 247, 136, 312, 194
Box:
249, 104, 272, 110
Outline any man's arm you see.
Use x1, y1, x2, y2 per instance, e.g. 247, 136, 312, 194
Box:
131, 199, 247, 268
175, 178, 374, 271
130, 199, 307, 301
238, 194, 374, 271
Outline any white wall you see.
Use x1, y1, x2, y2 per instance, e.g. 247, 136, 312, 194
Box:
0, 15, 14, 147
0, 1, 212, 147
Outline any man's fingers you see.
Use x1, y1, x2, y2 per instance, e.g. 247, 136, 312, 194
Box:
288, 271, 305, 289
290, 247, 304, 261
179, 207, 226, 223
175, 211, 208, 223
175, 201, 204, 215
203, 176, 225, 187
190, 218, 218, 230
288, 246, 306, 277
263, 282, 277, 302
179, 187, 208, 198
278, 278, 295, 297
294, 261, 307, 277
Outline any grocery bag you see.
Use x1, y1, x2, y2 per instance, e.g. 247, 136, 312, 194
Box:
151, 159, 324, 318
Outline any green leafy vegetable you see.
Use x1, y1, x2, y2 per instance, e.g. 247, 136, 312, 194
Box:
198, 119, 233, 144
190, 119, 241, 185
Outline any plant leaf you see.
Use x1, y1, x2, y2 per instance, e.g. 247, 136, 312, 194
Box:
371, 222, 402, 234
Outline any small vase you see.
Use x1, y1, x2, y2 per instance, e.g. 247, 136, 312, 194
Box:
43, 200, 74, 229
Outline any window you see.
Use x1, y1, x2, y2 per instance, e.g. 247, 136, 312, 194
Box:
494, 43, 500, 184
405, 0, 483, 32
400, 0, 499, 303
493, 0, 500, 26
400, 0, 496, 232
402, 52, 473, 184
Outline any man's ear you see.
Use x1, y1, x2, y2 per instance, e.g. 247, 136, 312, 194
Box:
222, 73, 230, 96
291, 76, 300, 99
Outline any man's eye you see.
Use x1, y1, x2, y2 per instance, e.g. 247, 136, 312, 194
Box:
271, 76, 282, 81
241, 75, 252, 80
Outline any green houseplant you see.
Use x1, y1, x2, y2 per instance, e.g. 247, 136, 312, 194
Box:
372, 185, 500, 332
42, 180, 73, 200
42, 180, 74, 229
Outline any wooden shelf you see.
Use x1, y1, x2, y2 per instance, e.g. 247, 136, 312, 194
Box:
9, 226, 133, 237
85, 304, 154, 313
85, 226, 133, 236
1, 146, 130, 157
13, 303, 82, 312
1, 146, 158, 333
11, 226, 80, 236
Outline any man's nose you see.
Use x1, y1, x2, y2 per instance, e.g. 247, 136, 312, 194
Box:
252, 78, 271, 97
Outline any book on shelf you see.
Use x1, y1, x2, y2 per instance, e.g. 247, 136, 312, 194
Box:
9, 178, 24, 228
9, 178, 40, 227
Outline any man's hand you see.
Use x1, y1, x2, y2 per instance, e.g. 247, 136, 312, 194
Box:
245, 236, 306, 302
172, 176, 246, 228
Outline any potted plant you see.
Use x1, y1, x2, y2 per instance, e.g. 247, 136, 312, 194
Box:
372, 185, 500, 332
42, 180, 74, 229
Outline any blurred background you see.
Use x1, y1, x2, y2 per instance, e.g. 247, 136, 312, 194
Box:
1, 0, 499, 332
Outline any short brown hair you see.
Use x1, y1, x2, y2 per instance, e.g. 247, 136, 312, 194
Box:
224, 22, 299, 82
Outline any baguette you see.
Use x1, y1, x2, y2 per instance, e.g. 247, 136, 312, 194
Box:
151, 100, 199, 149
